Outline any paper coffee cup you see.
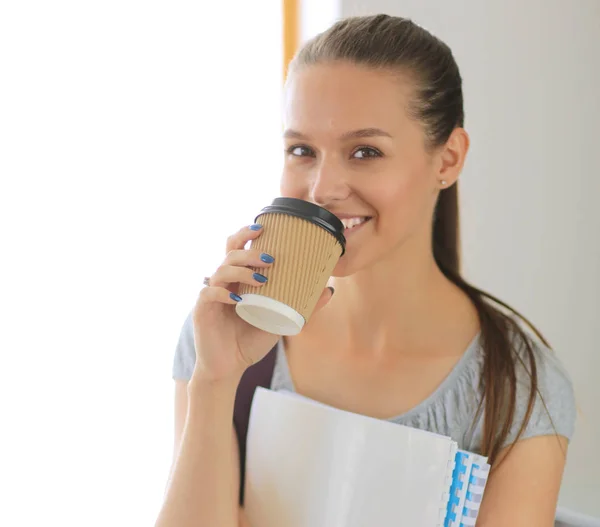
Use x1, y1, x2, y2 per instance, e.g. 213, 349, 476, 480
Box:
236, 198, 346, 336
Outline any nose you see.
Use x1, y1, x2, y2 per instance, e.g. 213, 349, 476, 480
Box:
309, 155, 351, 206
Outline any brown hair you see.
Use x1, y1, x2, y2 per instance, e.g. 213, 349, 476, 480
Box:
289, 14, 556, 465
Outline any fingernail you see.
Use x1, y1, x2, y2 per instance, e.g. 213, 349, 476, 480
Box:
249, 224, 263, 231
260, 253, 275, 264
230, 292, 242, 302
328, 286, 335, 296
253, 273, 268, 284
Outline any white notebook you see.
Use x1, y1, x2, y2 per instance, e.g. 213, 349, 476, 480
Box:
245, 388, 459, 527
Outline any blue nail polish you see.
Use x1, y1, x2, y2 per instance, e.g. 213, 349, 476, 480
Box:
249, 224, 263, 231
230, 292, 242, 302
260, 253, 275, 264
253, 273, 268, 283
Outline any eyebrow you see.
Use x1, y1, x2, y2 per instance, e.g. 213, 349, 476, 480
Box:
283, 127, 393, 140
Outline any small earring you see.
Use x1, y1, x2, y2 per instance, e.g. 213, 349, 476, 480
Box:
440, 180, 447, 187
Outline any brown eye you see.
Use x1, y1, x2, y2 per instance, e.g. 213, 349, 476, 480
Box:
287, 145, 315, 157
352, 147, 382, 159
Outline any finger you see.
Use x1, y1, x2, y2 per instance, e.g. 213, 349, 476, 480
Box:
199, 285, 243, 305
225, 223, 264, 254
210, 265, 269, 289
313, 286, 335, 314
223, 248, 275, 268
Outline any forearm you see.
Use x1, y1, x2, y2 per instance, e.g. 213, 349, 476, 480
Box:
155, 375, 241, 527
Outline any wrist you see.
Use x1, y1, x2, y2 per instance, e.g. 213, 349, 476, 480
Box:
188, 368, 243, 397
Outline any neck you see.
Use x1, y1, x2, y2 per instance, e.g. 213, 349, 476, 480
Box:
327, 233, 472, 353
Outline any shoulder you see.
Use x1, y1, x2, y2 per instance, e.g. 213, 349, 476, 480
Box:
509, 331, 577, 445
172, 308, 197, 381
464, 325, 576, 452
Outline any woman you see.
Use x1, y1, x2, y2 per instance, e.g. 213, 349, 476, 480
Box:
156, 14, 575, 527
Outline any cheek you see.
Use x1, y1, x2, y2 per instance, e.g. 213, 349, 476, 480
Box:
372, 168, 434, 234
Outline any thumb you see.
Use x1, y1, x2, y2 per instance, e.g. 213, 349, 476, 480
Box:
313, 286, 335, 314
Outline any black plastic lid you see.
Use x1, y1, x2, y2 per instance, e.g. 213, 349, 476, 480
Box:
256, 197, 346, 256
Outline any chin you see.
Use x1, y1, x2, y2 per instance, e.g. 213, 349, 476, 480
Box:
331, 230, 409, 277
331, 249, 377, 277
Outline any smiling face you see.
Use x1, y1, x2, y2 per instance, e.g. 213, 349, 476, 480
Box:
281, 61, 444, 276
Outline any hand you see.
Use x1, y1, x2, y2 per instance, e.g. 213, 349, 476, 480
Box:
191, 224, 334, 383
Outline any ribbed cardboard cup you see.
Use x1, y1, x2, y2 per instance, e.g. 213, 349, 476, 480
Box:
236, 198, 346, 336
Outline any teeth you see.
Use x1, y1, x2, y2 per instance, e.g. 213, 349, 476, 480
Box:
341, 217, 367, 230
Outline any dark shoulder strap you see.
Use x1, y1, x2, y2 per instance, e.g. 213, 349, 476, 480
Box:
233, 344, 277, 505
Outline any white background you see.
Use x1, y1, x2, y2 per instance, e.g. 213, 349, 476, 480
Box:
0, 1, 282, 525
339, 0, 600, 520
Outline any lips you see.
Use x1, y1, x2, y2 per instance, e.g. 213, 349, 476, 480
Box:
340, 217, 369, 230
338, 217, 373, 236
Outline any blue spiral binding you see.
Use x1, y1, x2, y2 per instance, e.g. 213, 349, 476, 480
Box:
444, 451, 469, 527
459, 461, 491, 526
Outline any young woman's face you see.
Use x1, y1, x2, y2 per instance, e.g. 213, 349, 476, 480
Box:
281, 62, 442, 276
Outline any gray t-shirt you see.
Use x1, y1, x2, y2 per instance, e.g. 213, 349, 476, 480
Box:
172, 309, 576, 452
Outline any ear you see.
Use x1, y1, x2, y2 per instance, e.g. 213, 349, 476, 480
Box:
435, 127, 470, 189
